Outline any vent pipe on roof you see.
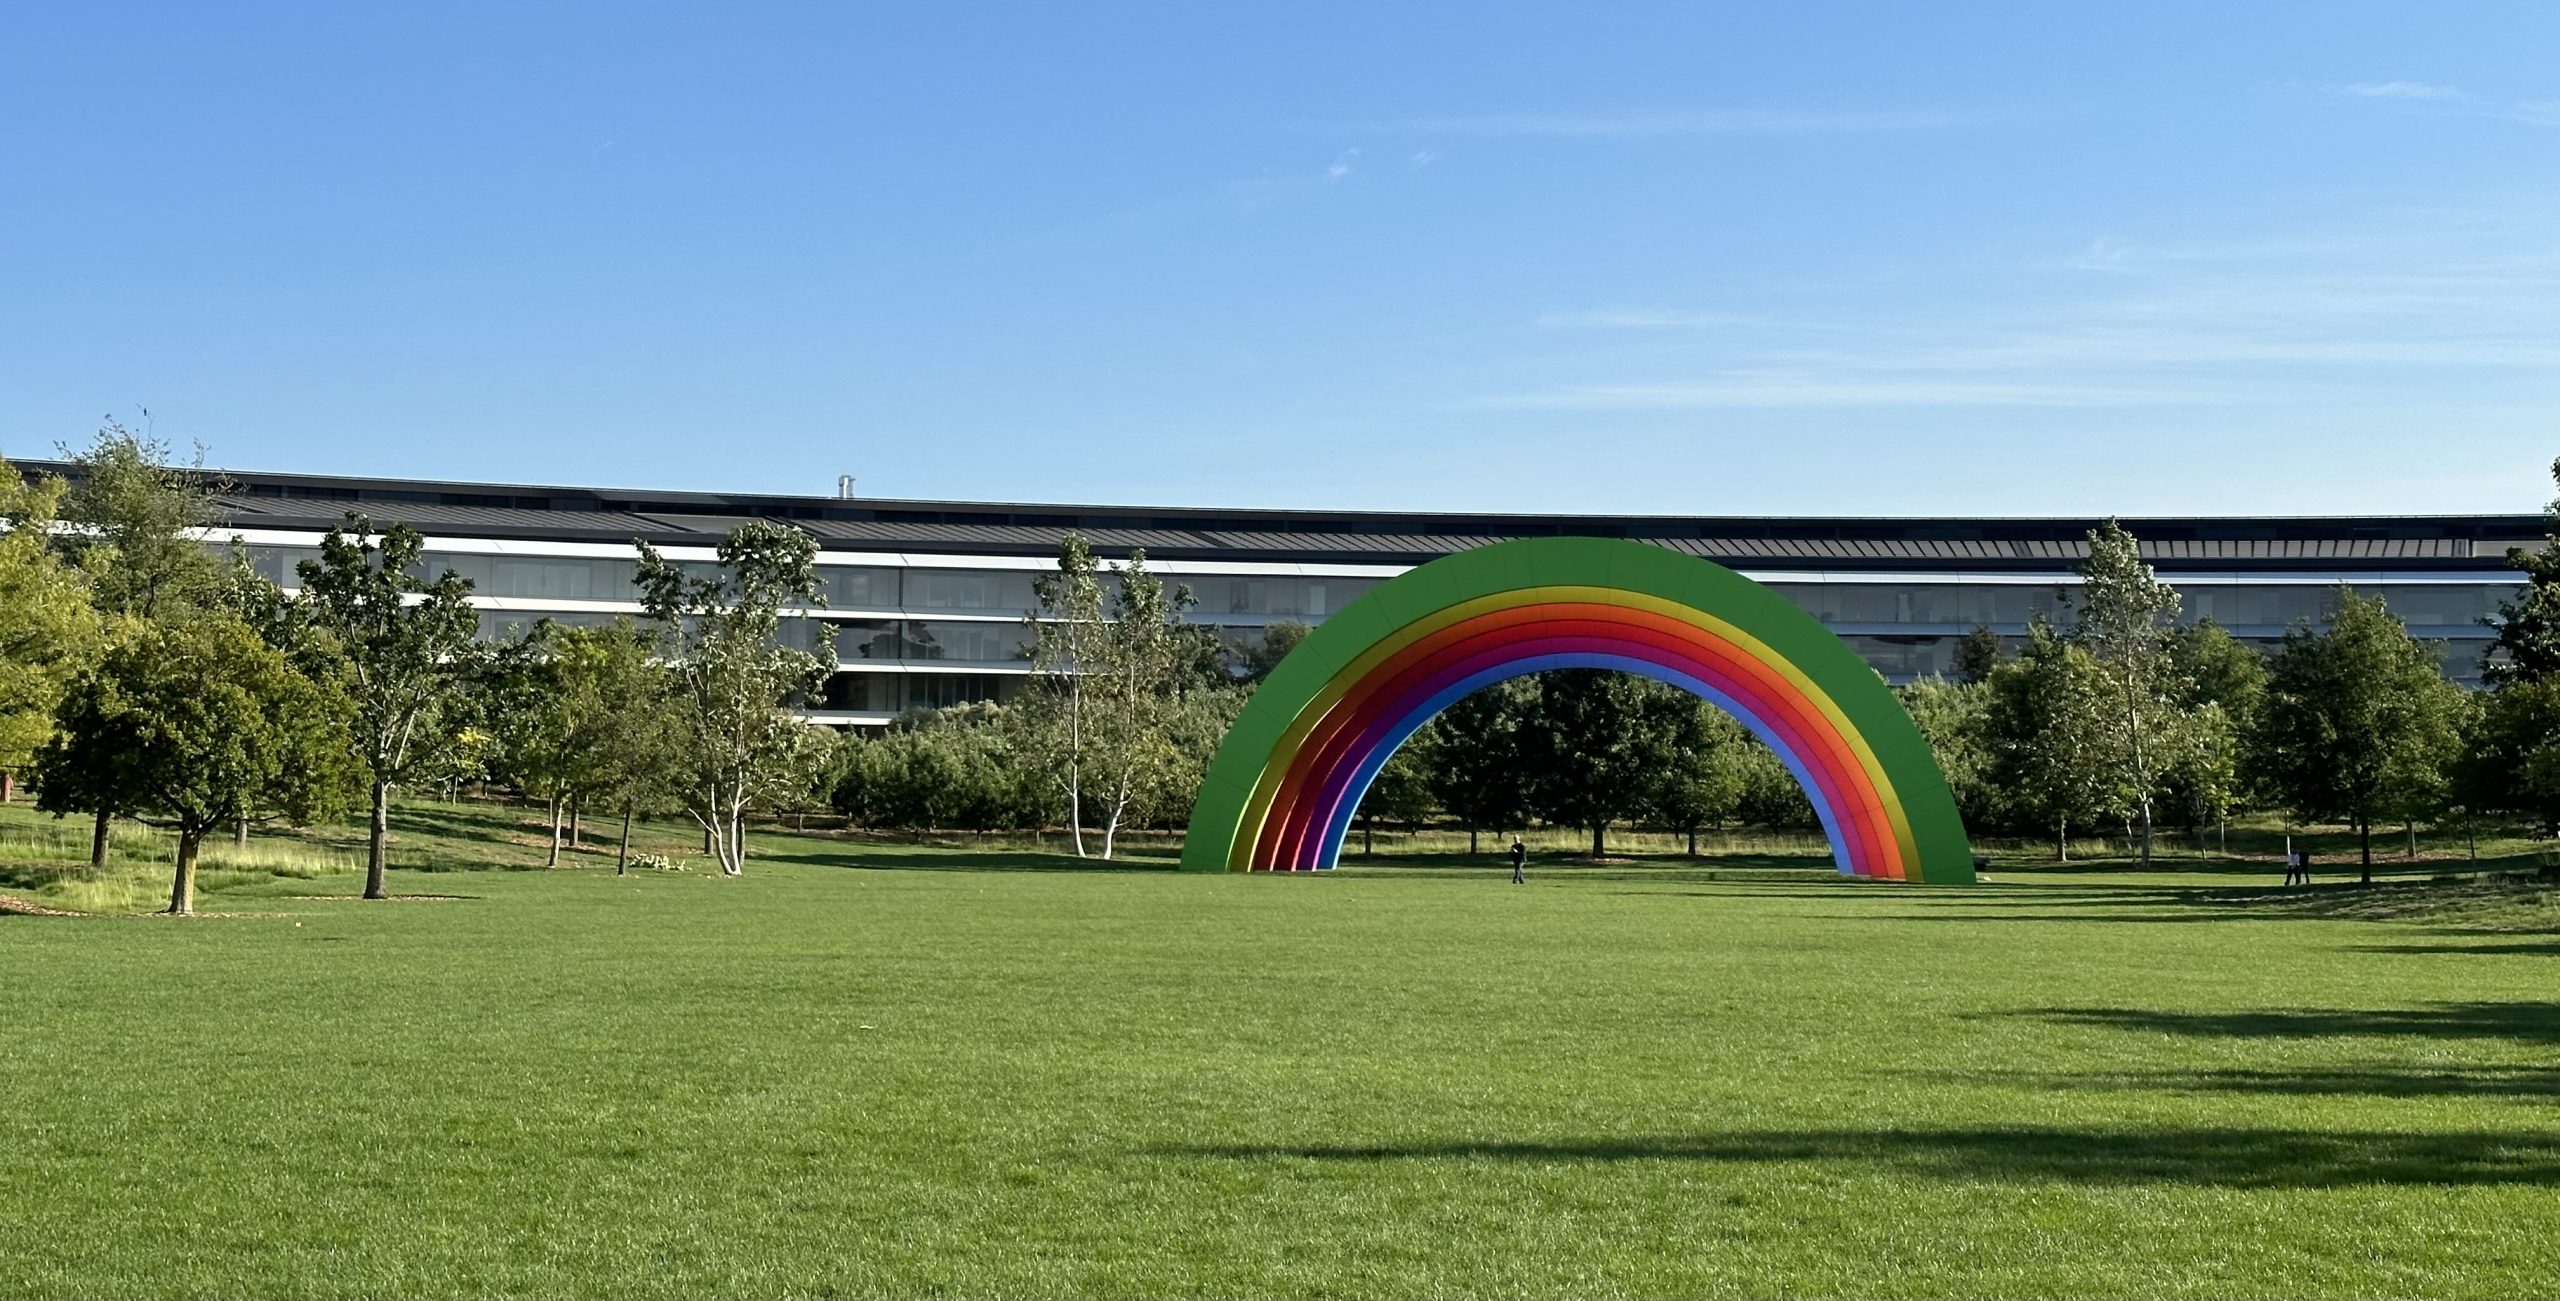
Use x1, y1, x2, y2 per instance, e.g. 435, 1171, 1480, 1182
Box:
836, 475, 856, 499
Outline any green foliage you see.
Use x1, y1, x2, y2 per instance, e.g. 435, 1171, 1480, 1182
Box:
835, 705, 1035, 832
296, 514, 481, 897
2069, 519, 2189, 863
478, 619, 674, 864
1421, 679, 1536, 847
637, 520, 835, 876
1899, 676, 1996, 830
1024, 540, 1216, 857
1224, 621, 1310, 684
0, 459, 101, 779
54, 419, 225, 621
1518, 670, 1697, 859
1952, 624, 2003, 684
1986, 618, 2117, 858
1644, 704, 1756, 852
2456, 678, 2560, 831
2252, 588, 2466, 877
2483, 456, 2560, 686
32, 615, 354, 912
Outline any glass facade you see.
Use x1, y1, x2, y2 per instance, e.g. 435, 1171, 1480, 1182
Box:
217, 534, 2520, 708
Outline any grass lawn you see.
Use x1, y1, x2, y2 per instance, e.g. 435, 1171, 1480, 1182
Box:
4, 802, 2560, 1297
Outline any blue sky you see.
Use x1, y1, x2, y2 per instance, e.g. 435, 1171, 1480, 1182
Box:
5, 2, 2557, 516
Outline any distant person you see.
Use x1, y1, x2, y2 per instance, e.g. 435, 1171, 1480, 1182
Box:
1509, 837, 1527, 885
2284, 849, 2312, 887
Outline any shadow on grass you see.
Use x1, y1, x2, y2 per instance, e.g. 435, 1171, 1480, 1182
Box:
2017, 1000, 2560, 1046
1167, 1125, 2560, 1187
1928, 1065, 2560, 1102
2348, 939, 2560, 956
749, 843, 1181, 874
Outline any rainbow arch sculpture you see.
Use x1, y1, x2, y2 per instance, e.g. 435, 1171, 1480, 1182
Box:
1179, 537, 1974, 882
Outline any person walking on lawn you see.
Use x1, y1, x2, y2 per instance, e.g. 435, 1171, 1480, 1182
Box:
1509, 836, 1528, 885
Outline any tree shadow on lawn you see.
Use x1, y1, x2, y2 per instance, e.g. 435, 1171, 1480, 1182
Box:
2014, 1001, 2560, 1047
2347, 939, 2560, 956
1919, 1065, 2560, 1102
748, 842, 1181, 874
1167, 1125, 2560, 1187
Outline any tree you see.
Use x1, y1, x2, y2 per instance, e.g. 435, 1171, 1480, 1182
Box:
637, 520, 834, 876
2069, 520, 2187, 866
1225, 621, 1310, 684
1424, 680, 1537, 855
1355, 726, 1437, 856
2253, 589, 2466, 881
1027, 535, 1107, 854
1520, 670, 1690, 860
2456, 681, 2560, 832
2165, 620, 2266, 847
48, 427, 225, 862
2483, 456, 2560, 686
1024, 539, 1206, 859
1899, 676, 1996, 831
34, 617, 354, 914
56, 419, 225, 621
1987, 618, 2116, 860
1647, 704, 1753, 856
0, 459, 102, 807
296, 515, 480, 898
1952, 625, 2004, 685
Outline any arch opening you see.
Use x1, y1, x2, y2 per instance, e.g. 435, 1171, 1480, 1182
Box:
1320, 658, 1854, 873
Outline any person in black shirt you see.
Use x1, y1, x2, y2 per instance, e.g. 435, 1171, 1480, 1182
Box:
1509, 837, 1528, 885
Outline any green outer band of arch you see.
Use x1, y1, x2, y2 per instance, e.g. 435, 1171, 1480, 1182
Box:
1177, 536, 1975, 883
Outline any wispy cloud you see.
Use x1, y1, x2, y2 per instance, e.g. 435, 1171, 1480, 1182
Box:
1326, 148, 1360, 180
1375, 107, 1970, 138
1471, 378, 2193, 410
1535, 308, 1765, 330
2331, 80, 2560, 128
1481, 209, 2560, 413
2341, 80, 2465, 101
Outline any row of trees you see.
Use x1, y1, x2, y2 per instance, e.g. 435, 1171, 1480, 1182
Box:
0, 429, 838, 911
13, 429, 2560, 899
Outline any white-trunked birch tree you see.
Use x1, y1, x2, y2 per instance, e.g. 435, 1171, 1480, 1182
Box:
1027, 536, 1204, 860
635, 521, 832, 877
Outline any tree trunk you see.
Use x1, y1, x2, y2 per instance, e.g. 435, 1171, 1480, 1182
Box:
570, 797, 583, 850
1468, 827, 1479, 856
2358, 818, 2373, 884
1361, 816, 1372, 857
0, 769, 13, 802
2406, 823, 2416, 860
168, 829, 202, 916
1687, 826, 1699, 857
1591, 822, 1606, 860
616, 805, 634, 875
2137, 800, 2154, 868
235, 817, 248, 848
365, 778, 391, 899
91, 808, 112, 868
2056, 816, 2069, 863
702, 821, 714, 854
546, 796, 564, 867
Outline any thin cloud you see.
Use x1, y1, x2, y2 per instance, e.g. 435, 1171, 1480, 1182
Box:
2341, 80, 2465, 101
1535, 308, 1763, 330
1470, 378, 2197, 410
1376, 107, 1971, 138
2509, 101, 2560, 127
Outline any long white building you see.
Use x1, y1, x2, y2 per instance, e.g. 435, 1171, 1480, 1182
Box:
24, 462, 2537, 723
